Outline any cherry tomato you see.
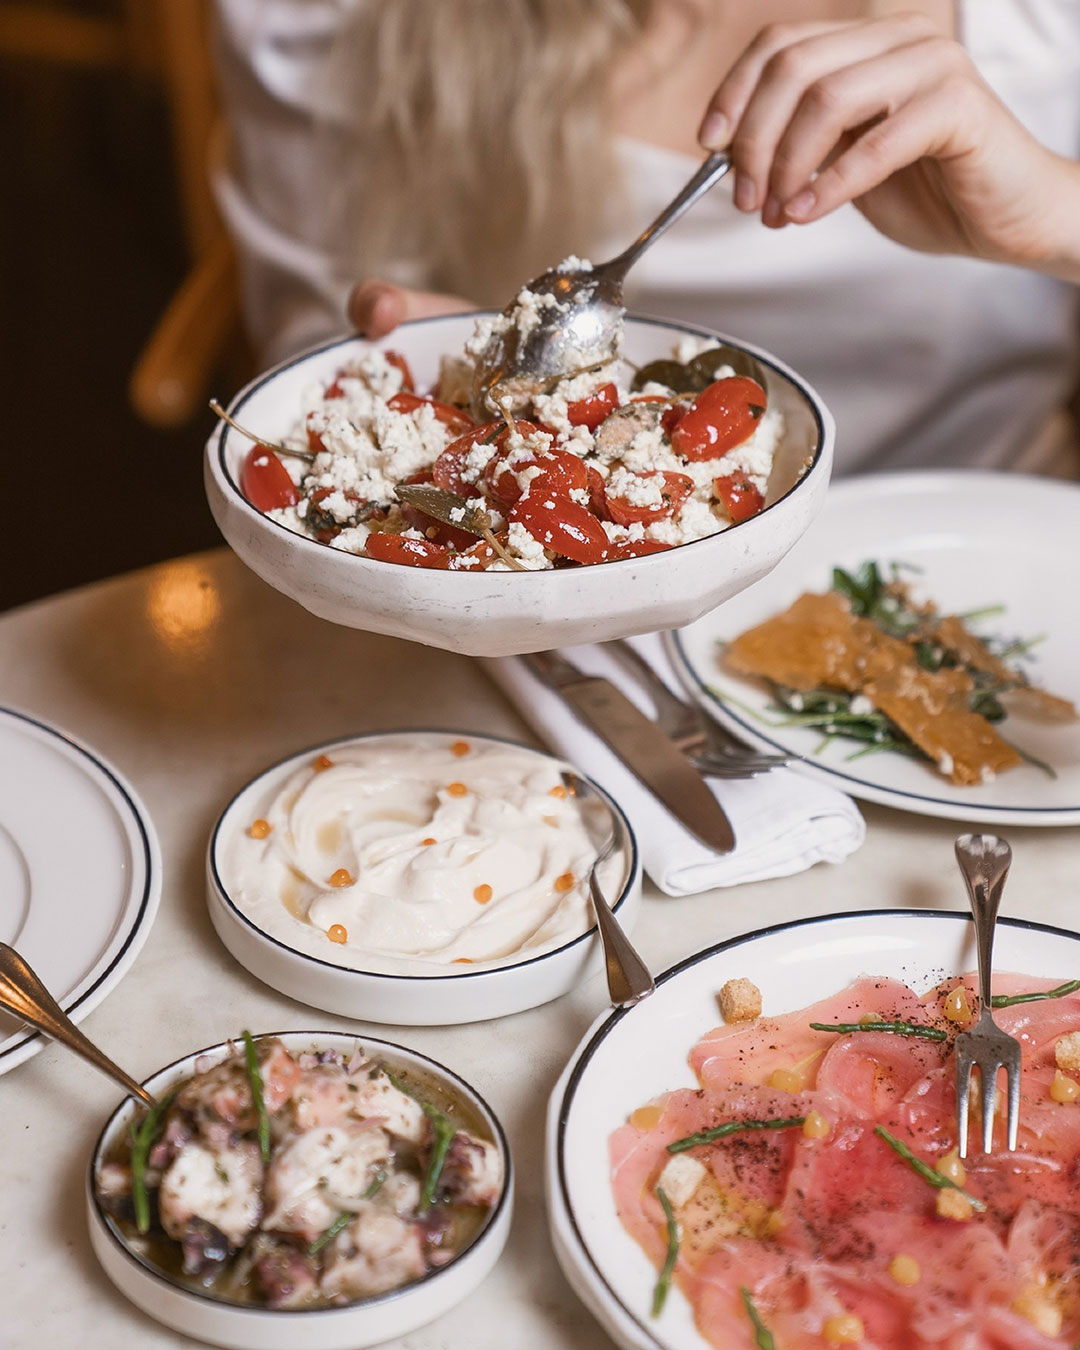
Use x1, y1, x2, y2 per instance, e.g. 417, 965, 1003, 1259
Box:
586, 465, 610, 520
324, 377, 346, 399
661, 402, 688, 436
484, 438, 587, 511
605, 537, 673, 560
566, 382, 619, 431
241, 445, 299, 512
713, 471, 765, 523
364, 533, 451, 569
449, 533, 509, 571
433, 422, 502, 496
398, 503, 478, 551
305, 485, 369, 543
387, 391, 474, 436
670, 377, 766, 460
305, 412, 327, 456
509, 495, 609, 565
605, 471, 692, 527
384, 349, 415, 392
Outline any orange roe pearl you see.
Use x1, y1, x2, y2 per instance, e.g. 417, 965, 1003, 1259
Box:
249, 818, 271, 839
451, 740, 470, 757
327, 924, 348, 944
554, 872, 575, 893
446, 782, 468, 797
421, 837, 436, 846
548, 785, 567, 799
474, 884, 493, 904
329, 868, 354, 888
313, 754, 334, 772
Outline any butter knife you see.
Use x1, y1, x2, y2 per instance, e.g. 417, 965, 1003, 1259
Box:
524, 649, 736, 853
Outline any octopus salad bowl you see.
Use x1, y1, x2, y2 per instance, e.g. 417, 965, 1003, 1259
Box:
205, 313, 834, 657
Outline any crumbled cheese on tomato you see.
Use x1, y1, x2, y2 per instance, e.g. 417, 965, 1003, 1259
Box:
558, 424, 596, 456
532, 363, 623, 433
606, 466, 664, 508
569, 487, 589, 506
646, 497, 720, 545
329, 524, 372, 554
712, 405, 783, 480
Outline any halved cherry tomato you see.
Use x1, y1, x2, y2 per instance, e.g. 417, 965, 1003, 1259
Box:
387, 391, 474, 436
605, 537, 673, 560
241, 445, 299, 512
586, 465, 610, 521
324, 378, 346, 399
384, 349, 415, 392
305, 412, 327, 456
306, 485, 370, 543
484, 439, 587, 511
671, 377, 766, 460
364, 533, 451, 568
566, 382, 619, 431
449, 533, 509, 571
605, 471, 693, 527
713, 471, 765, 523
661, 403, 688, 436
508, 496, 609, 565
433, 422, 503, 497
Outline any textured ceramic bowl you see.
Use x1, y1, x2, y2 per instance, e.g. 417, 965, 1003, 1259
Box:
205, 314, 833, 657
206, 730, 641, 1025
87, 1031, 513, 1350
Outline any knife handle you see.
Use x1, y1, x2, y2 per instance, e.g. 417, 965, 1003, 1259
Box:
590, 874, 654, 1007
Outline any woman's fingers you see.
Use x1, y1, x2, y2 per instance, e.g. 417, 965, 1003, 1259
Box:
347, 282, 476, 338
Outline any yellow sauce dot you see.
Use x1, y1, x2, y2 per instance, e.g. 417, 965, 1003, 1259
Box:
630, 1104, 665, 1131
248, 818, 271, 839
327, 924, 348, 944
474, 884, 493, 904
313, 754, 335, 772
446, 781, 468, 797
822, 1313, 864, 1345
329, 868, 354, 888
768, 1068, 803, 1094
548, 785, 568, 799
936, 1187, 973, 1222
554, 872, 575, 893
1013, 1290, 1063, 1337
1051, 1068, 1080, 1103
451, 740, 470, 757
803, 1110, 830, 1140
889, 1254, 920, 1286
943, 985, 973, 1023
421, 837, 436, 846
935, 1148, 966, 1186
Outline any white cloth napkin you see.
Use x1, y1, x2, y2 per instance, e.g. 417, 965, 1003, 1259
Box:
482, 634, 865, 895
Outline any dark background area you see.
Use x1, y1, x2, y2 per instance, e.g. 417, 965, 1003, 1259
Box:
1, 9, 224, 614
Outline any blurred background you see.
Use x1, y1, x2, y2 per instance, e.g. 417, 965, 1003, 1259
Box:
0, 0, 237, 612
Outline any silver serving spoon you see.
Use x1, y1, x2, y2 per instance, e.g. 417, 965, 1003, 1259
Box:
563, 772, 654, 1008
472, 151, 731, 414
0, 942, 156, 1106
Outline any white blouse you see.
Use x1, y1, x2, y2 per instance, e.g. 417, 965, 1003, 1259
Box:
213, 0, 1080, 476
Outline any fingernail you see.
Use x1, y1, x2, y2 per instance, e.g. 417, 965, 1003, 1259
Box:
762, 194, 781, 227
734, 174, 756, 212
785, 188, 816, 221
699, 111, 729, 149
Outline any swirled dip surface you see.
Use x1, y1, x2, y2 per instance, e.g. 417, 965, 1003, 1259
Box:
223, 737, 625, 973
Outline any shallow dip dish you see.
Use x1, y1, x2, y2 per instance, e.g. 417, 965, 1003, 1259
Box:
87, 1031, 513, 1350
206, 730, 641, 1025
204, 314, 833, 657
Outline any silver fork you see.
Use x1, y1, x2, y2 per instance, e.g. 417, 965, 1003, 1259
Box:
954, 834, 1021, 1157
606, 640, 790, 777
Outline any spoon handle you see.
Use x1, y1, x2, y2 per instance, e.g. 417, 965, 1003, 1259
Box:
0, 943, 156, 1107
589, 873, 655, 1008
954, 834, 1012, 1014
608, 151, 732, 276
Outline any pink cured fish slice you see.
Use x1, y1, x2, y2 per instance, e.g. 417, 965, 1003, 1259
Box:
815, 1029, 949, 1121
692, 977, 931, 1093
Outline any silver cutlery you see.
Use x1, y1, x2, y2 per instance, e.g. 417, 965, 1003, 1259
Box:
524, 648, 736, 853
564, 771, 654, 1008
953, 834, 1021, 1157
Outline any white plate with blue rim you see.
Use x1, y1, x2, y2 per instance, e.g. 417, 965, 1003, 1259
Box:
666, 471, 1080, 826
0, 707, 161, 1073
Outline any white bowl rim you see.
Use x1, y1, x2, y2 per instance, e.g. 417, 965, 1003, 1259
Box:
209, 311, 831, 576
88, 1029, 513, 1318
550, 906, 1080, 1350
207, 727, 640, 984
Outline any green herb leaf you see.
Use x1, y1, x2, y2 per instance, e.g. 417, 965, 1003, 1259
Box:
667, 1116, 806, 1155
130, 1091, 176, 1235
873, 1126, 985, 1210
810, 1020, 947, 1042
308, 1211, 354, 1255
241, 1030, 272, 1165
420, 1102, 456, 1211
739, 1286, 776, 1350
991, 979, 1080, 1008
651, 1187, 680, 1317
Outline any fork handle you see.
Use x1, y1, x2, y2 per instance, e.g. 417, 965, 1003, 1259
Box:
954, 834, 1012, 1013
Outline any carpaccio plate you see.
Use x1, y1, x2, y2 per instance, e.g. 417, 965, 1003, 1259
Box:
546, 909, 1080, 1350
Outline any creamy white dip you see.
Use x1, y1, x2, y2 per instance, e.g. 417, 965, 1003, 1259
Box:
222, 737, 627, 974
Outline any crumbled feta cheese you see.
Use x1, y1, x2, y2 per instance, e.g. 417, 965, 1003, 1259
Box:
569, 487, 589, 506
329, 523, 372, 554
556, 255, 593, 272
675, 334, 726, 364
506, 521, 550, 569
606, 466, 664, 508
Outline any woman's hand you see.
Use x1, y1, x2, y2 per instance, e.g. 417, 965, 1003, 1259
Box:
698, 13, 1080, 281
347, 281, 476, 338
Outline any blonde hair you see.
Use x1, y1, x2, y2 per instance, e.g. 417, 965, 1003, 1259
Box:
329, 0, 651, 305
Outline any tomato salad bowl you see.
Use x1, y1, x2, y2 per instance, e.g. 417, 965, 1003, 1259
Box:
205, 313, 834, 657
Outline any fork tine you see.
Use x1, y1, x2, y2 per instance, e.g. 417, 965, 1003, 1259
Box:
955, 1042, 973, 1159
1005, 1052, 1021, 1151
980, 1063, 999, 1155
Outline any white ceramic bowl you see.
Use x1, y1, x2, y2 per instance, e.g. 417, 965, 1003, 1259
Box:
205, 314, 834, 657
87, 1031, 513, 1350
206, 730, 641, 1025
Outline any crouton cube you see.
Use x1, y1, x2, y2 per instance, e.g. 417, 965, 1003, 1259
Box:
1055, 1031, 1080, 1075
657, 1154, 707, 1209
720, 977, 762, 1023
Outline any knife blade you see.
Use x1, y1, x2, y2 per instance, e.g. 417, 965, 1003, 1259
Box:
525, 649, 736, 854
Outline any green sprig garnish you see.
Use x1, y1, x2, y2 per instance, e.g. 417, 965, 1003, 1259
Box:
308, 1211, 353, 1255
130, 1091, 176, 1234
420, 1102, 456, 1211
667, 1116, 806, 1155
991, 979, 1080, 1008
810, 1020, 947, 1042
651, 1186, 680, 1316
241, 1030, 271, 1164
874, 1126, 985, 1210
739, 1286, 776, 1349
